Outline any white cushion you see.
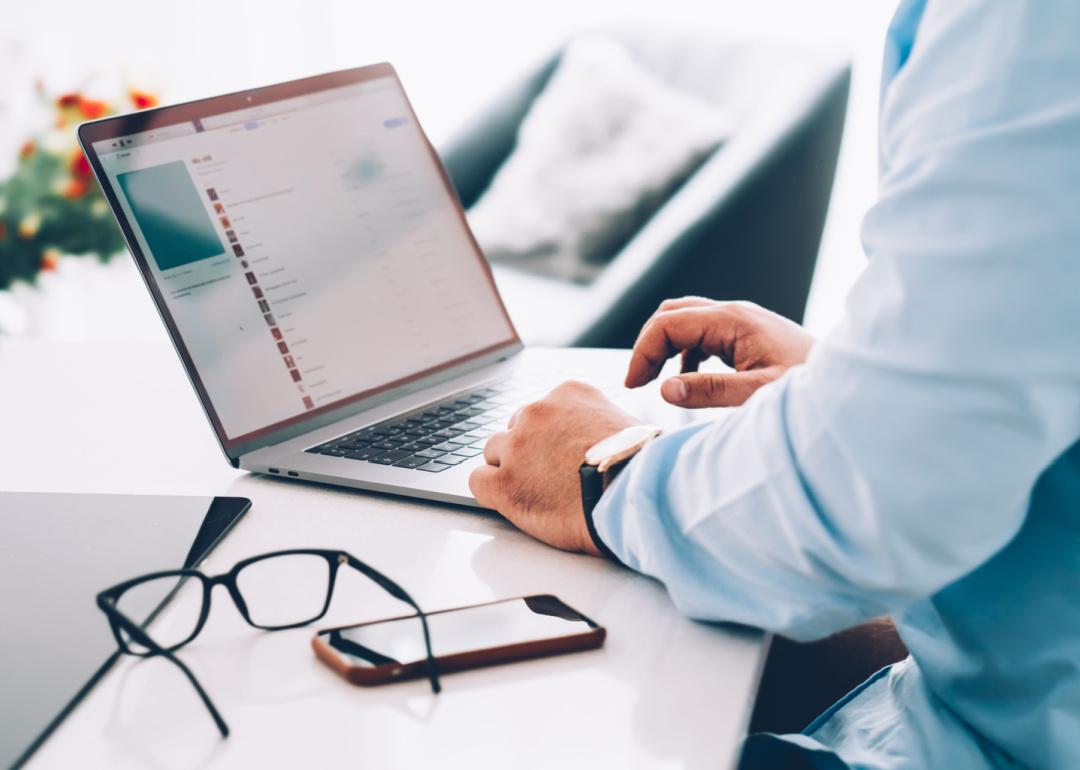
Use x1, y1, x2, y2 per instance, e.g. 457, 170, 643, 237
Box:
466, 35, 730, 283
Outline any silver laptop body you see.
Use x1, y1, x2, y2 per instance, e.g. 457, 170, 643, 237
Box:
79, 64, 633, 507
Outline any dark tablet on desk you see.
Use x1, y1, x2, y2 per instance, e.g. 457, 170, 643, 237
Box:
0, 493, 250, 768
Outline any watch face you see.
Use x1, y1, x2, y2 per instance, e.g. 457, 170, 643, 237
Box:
585, 424, 662, 467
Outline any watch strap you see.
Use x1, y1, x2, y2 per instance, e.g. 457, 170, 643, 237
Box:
579, 463, 622, 563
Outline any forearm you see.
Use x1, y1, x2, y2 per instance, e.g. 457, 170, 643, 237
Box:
594, 341, 1080, 640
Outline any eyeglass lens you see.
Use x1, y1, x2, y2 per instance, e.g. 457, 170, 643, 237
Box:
113, 552, 337, 654
234, 553, 332, 628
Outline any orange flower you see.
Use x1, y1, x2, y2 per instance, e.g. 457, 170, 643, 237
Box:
57, 92, 81, 108
18, 213, 41, 239
130, 90, 159, 110
19, 140, 35, 159
41, 249, 61, 272
78, 99, 109, 119
62, 178, 91, 199
70, 149, 93, 178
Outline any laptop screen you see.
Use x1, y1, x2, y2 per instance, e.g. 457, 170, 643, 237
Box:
84, 69, 516, 449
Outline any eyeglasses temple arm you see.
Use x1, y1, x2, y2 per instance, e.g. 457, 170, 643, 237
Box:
414, 607, 442, 694
343, 555, 442, 694
100, 599, 230, 738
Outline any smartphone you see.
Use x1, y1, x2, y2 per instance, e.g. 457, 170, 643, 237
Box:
312, 594, 605, 685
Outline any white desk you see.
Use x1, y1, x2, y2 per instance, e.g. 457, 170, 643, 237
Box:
1, 339, 766, 770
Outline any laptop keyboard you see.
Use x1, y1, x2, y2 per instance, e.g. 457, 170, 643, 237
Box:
305, 378, 543, 473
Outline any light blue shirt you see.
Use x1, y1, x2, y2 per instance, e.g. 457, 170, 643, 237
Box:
593, 1, 1080, 767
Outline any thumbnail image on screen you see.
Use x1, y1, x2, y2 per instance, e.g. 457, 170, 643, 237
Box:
118, 161, 225, 271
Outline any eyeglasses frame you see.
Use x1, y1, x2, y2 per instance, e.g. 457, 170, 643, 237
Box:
96, 548, 442, 738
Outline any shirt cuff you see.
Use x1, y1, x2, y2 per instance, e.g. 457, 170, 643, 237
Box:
591, 421, 713, 570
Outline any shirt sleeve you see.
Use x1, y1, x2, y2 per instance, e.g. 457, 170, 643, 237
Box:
591, 0, 1080, 641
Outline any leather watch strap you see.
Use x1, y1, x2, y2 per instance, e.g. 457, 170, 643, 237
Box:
579, 463, 622, 563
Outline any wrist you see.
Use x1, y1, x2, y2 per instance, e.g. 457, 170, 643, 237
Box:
579, 424, 661, 561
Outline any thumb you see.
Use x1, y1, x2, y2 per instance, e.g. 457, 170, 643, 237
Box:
660, 371, 773, 408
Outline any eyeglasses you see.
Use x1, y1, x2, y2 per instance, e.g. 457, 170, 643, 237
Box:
96, 548, 441, 737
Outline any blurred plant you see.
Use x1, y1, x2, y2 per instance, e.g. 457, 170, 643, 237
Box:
0, 86, 158, 291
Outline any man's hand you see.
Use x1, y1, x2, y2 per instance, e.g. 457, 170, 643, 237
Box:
626, 297, 815, 408
468, 381, 640, 555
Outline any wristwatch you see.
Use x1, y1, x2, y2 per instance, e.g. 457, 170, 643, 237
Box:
579, 424, 662, 560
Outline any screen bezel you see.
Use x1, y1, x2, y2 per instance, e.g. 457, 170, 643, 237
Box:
78, 64, 521, 465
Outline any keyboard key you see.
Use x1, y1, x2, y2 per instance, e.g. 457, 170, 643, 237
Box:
452, 447, 484, 457
393, 456, 430, 469
318, 447, 352, 457
432, 441, 460, 452
456, 407, 486, 418
372, 440, 404, 450
433, 454, 466, 466
337, 440, 372, 451
368, 449, 413, 465
452, 421, 482, 431
418, 461, 450, 472
415, 436, 442, 445
464, 430, 493, 440
447, 435, 477, 446
405, 427, 430, 437
433, 428, 465, 439
414, 448, 448, 459
372, 426, 405, 437
345, 447, 386, 461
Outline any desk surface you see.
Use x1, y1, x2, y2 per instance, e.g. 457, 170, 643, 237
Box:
1, 339, 766, 770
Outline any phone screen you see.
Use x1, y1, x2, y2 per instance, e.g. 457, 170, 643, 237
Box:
325, 596, 596, 667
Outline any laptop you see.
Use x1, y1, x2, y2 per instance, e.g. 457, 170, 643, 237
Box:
78, 64, 635, 507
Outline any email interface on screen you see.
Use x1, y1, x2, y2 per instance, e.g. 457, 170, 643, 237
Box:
93, 78, 514, 442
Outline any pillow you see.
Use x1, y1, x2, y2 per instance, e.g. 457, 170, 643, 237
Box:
466, 35, 730, 284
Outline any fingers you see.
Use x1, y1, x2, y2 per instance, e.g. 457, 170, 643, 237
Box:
626, 306, 736, 388
657, 298, 718, 372
660, 369, 777, 408
468, 464, 503, 510
651, 300, 718, 373
680, 347, 708, 374
484, 431, 509, 466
